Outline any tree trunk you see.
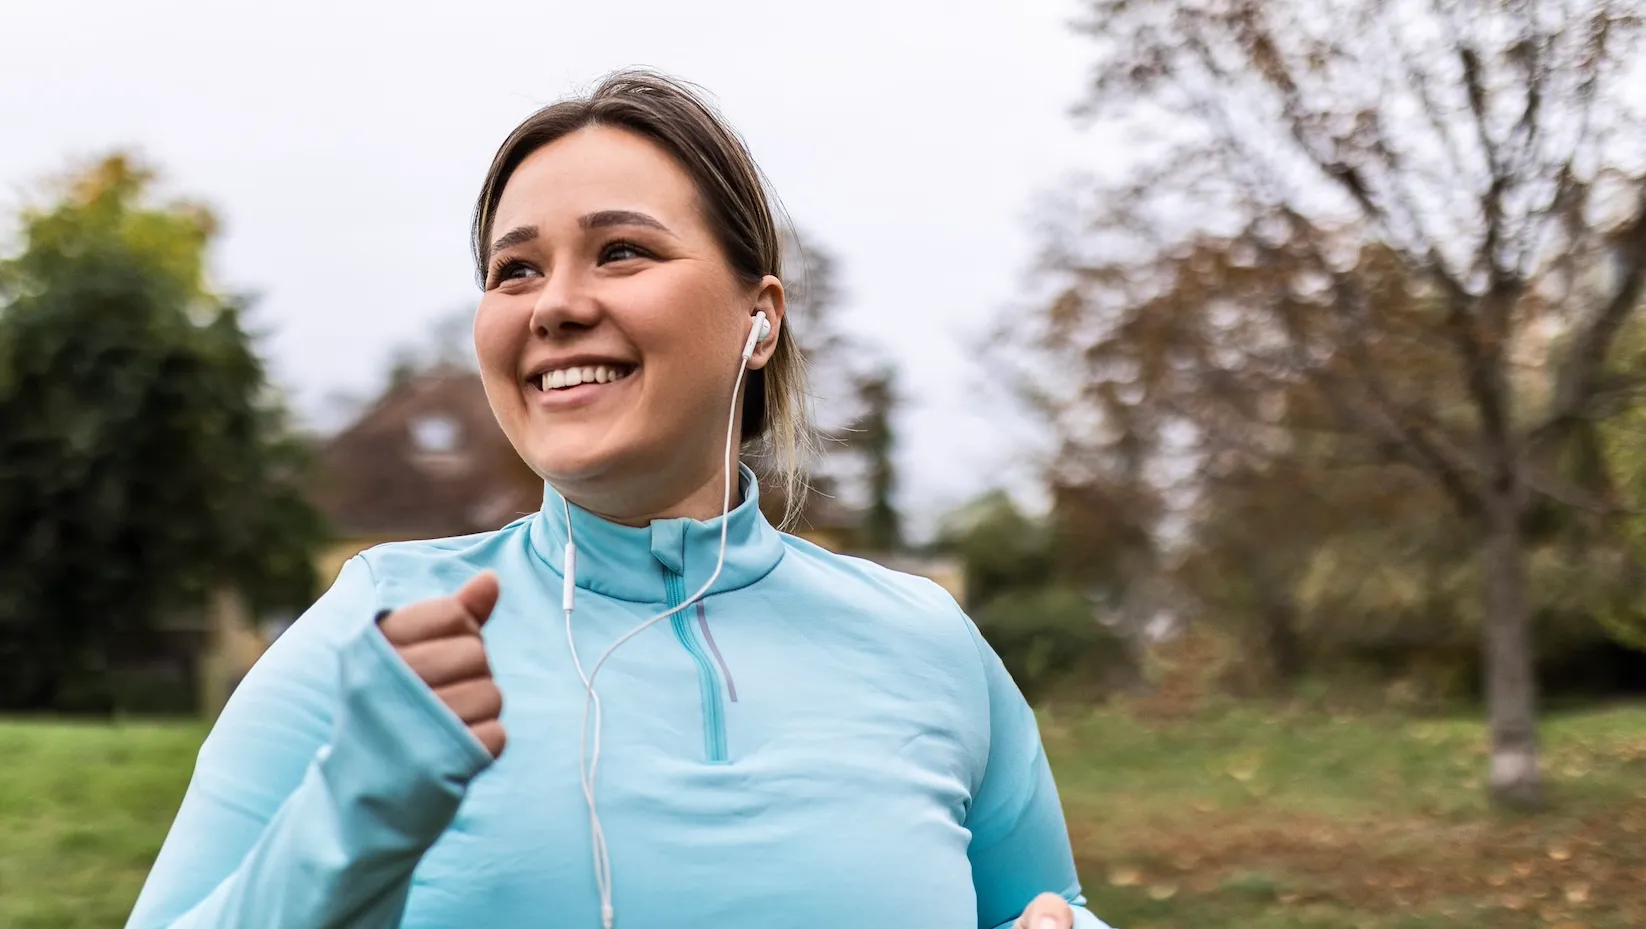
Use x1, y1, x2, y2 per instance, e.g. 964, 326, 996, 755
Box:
1482, 490, 1543, 810
1263, 602, 1304, 688
1254, 571, 1304, 688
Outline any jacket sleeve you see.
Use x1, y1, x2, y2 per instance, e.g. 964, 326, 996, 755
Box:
962, 614, 1114, 929
124, 556, 496, 929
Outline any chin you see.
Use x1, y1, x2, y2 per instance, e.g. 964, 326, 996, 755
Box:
527, 427, 648, 484
530, 442, 615, 485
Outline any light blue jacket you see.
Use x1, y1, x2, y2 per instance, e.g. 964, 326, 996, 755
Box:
126, 470, 1112, 929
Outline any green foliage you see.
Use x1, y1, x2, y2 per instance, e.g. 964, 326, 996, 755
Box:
1596, 319, 1646, 654
940, 490, 1057, 605
939, 491, 1132, 701
1170, 441, 1646, 699
0, 154, 326, 710
973, 584, 1130, 702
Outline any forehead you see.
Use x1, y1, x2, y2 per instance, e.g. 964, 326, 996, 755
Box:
491, 125, 703, 235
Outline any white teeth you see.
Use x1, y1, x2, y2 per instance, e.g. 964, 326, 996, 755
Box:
537, 364, 634, 390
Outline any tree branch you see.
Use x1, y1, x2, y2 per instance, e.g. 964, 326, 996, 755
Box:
1258, 232, 1485, 514
1532, 189, 1646, 446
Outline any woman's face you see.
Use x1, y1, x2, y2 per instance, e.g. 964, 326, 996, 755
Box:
474, 126, 782, 521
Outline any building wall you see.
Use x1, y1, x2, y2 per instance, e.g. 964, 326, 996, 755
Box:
792, 531, 968, 608
197, 587, 272, 719
855, 553, 968, 607
315, 536, 407, 590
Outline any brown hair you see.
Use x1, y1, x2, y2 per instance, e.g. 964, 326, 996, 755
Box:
471, 69, 814, 527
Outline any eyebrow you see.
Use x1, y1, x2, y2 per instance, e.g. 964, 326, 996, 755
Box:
488, 224, 539, 258
579, 210, 673, 235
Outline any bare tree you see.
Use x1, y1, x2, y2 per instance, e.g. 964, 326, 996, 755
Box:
777, 228, 907, 542
1036, 0, 1646, 807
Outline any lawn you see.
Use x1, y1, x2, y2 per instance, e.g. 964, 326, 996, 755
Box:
1053, 700, 1646, 928
1, 704, 1643, 928
0, 719, 204, 929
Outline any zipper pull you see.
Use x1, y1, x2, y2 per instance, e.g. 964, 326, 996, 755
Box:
562, 542, 577, 612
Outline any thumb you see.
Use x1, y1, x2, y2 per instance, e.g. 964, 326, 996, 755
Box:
454, 571, 501, 628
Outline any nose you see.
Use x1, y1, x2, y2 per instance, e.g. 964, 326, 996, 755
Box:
528, 266, 601, 340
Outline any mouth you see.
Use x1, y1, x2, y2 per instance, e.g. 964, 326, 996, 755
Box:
525, 361, 638, 407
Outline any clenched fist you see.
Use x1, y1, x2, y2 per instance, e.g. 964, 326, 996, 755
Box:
377, 572, 507, 758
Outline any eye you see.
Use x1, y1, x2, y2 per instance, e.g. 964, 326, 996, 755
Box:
487, 258, 538, 289
599, 240, 651, 264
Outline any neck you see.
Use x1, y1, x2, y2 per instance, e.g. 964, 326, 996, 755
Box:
562, 444, 745, 527
594, 470, 737, 527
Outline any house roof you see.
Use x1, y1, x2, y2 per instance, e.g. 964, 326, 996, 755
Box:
313, 365, 543, 540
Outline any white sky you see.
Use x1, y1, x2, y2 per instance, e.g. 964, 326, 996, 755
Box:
1, 0, 1108, 536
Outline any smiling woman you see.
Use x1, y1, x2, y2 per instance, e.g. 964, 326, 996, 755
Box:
123, 70, 1111, 929
471, 121, 785, 525
470, 73, 812, 529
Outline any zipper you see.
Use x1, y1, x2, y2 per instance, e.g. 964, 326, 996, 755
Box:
661, 566, 729, 763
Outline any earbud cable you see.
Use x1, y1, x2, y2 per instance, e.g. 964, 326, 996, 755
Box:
560, 325, 758, 929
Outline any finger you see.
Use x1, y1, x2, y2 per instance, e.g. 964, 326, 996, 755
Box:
455, 571, 501, 627
378, 598, 477, 645
1016, 894, 1074, 929
469, 718, 507, 758
435, 677, 503, 725
398, 635, 490, 688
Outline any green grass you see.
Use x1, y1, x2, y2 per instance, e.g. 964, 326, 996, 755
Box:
0, 718, 204, 929
2, 704, 1643, 927
1044, 700, 1646, 928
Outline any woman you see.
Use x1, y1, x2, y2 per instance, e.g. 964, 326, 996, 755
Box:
126, 71, 1112, 929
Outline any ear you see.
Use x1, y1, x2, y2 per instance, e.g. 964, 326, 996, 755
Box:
746, 274, 786, 371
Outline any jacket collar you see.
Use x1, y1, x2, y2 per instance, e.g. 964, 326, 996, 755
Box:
528, 464, 785, 603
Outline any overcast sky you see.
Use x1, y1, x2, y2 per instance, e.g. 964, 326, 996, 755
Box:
2, 0, 1109, 536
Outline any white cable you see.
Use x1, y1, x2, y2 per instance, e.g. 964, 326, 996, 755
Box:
561, 337, 755, 929
561, 531, 614, 928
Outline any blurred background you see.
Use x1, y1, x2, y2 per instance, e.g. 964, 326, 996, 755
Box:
3, 1, 1646, 926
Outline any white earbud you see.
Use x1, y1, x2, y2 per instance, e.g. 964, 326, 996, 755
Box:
741, 310, 771, 362
561, 306, 770, 929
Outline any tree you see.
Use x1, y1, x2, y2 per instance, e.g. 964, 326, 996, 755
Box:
847, 364, 903, 551
1044, 231, 1645, 694
767, 228, 907, 545
1183, 451, 1484, 695
0, 154, 326, 711
1597, 314, 1646, 652
1036, 0, 1646, 807
935, 490, 1133, 702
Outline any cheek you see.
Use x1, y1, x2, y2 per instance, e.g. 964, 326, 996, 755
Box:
473, 297, 524, 380
621, 269, 744, 364
629, 294, 742, 416
473, 297, 535, 440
